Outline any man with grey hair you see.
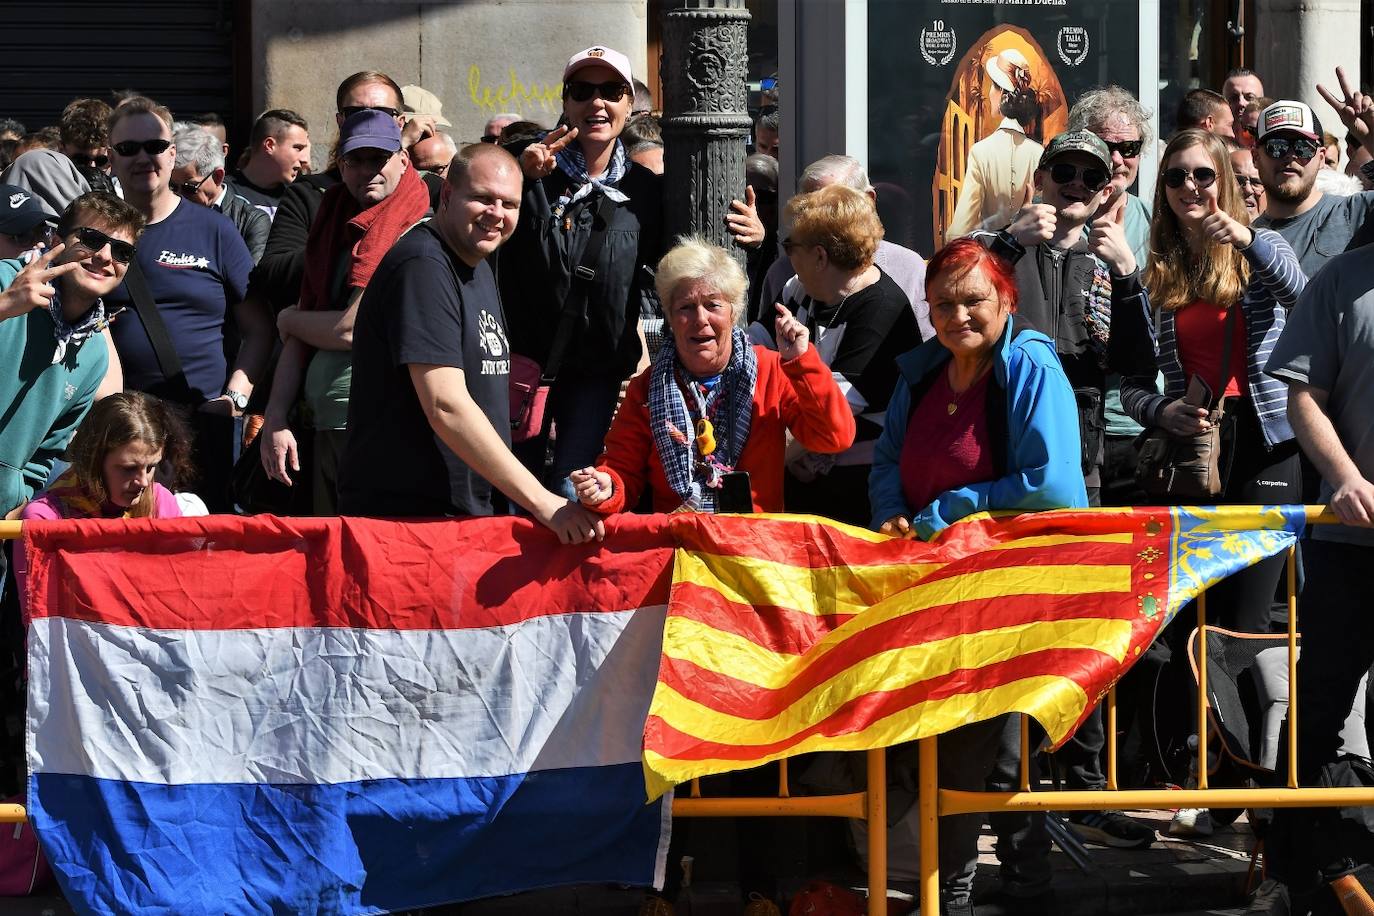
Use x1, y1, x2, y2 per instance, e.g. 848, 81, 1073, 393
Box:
481, 113, 520, 144
757, 154, 930, 338
409, 131, 459, 179
1067, 84, 1153, 267
171, 125, 270, 263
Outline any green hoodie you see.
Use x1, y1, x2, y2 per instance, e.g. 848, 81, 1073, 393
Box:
0, 258, 108, 512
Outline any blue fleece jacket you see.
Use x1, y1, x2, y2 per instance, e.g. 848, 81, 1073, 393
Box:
868, 315, 1088, 539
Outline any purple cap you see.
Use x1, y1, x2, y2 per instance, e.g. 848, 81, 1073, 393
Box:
338, 109, 402, 157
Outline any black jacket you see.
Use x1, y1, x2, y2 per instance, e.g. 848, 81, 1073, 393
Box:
216, 191, 271, 264
245, 170, 340, 312
496, 153, 664, 379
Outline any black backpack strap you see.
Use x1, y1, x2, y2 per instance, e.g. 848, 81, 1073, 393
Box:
542, 193, 617, 383
123, 260, 196, 403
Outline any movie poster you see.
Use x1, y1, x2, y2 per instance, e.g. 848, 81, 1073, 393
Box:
868, 0, 1142, 255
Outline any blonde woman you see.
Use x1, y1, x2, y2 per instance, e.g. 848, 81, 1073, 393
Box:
1121, 127, 1306, 836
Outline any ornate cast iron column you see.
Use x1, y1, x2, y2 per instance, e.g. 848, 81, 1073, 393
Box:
661, 0, 751, 267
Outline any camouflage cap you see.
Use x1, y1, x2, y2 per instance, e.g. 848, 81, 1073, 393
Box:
1038, 129, 1112, 173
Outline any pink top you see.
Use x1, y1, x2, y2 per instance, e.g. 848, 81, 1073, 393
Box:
899, 368, 996, 517
13, 483, 181, 625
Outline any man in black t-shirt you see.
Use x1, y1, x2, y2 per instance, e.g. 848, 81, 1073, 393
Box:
338, 143, 604, 544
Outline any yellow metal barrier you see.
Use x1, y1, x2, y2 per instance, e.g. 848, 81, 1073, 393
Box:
914, 508, 1374, 914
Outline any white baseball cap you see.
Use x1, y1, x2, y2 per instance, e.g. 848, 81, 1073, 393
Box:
563, 46, 633, 88
1256, 100, 1322, 143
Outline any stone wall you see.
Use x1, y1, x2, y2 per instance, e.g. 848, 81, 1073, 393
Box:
250, 1, 649, 170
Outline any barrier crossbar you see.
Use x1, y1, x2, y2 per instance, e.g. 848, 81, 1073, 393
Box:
4, 509, 1363, 916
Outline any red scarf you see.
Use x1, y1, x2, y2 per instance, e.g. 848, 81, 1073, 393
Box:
298, 163, 430, 311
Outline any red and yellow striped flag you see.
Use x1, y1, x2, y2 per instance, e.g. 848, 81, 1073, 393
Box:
643, 505, 1304, 798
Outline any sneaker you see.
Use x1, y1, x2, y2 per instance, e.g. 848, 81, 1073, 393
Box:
1067, 809, 1156, 848
941, 902, 975, 916
1168, 807, 1215, 837
1243, 878, 1291, 915
742, 893, 781, 916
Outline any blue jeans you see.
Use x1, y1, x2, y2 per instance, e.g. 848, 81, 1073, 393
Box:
516, 373, 623, 501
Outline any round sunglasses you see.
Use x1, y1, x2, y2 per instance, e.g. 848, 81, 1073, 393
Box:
1047, 162, 1109, 192
1162, 166, 1218, 189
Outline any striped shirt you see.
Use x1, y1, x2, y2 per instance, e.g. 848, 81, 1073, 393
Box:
1121, 229, 1306, 448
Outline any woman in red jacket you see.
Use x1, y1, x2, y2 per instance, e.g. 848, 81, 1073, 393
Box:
570, 236, 854, 514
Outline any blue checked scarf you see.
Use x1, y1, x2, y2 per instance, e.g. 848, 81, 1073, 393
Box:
551, 138, 629, 219
648, 327, 757, 513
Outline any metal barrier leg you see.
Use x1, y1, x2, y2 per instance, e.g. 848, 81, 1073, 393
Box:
866, 749, 888, 916
918, 737, 939, 916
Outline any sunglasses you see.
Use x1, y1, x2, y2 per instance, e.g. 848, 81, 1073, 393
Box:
480, 134, 500, 144
171, 174, 213, 197
340, 105, 402, 119
1235, 175, 1266, 190
1261, 137, 1320, 163
564, 80, 630, 103
68, 226, 137, 264
1103, 139, 1143, 159
759, 76, 779, 91
1162, 166, 1218, 189
1047, 162, 1109, 191
111, 138, 172, 158
68, 152, 110, 170
340, 149, 395, 170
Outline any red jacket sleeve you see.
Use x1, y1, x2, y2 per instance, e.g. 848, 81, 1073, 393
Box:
588, 372, 655, 515
775, 345, 856, 454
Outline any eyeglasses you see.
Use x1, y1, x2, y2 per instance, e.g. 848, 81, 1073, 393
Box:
1261, 137, 1320, 163
68, 226, 137, 265
339, 105, 402, 120
340, 149, 395, 170
111, 138, 172, 157
171, 174, 213, 197
1047, 163, 1109, 191
68, 152, 109, 170
1103, 139, 1143, 159
1235, 175, 1266, 191
1162, 166, 1218, 189
480, 134, 500, 144
564, 80, 631, 103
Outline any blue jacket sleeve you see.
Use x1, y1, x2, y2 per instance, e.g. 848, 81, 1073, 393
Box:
867, 374, 914, 530
913, 342, 1087, 539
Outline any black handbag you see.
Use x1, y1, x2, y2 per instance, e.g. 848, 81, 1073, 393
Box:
1135, 304, 1238, 501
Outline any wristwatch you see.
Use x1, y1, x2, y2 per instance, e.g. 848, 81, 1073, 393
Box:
223, 389, 249, 411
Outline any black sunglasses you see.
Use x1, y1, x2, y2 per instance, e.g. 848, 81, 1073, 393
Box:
340, 105, 402, 119
1261, 137, 1320, 163
111, 138, 172, 157
480, 134, 500, 144
1047, 162, 1109, 191
171, 174, 213, 197
564, 80, 630, 103
68, 226, 137, 264
1103, 139, 1143, 159
68, 152, 110, 170
1162, 166, 1218, 189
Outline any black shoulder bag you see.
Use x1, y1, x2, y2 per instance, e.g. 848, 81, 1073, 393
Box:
509, 193, 616, 442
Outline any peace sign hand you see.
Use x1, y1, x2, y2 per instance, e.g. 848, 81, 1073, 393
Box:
0, 243, 81, 322
1316, 66, 1374, 149
519, 125, 579, 179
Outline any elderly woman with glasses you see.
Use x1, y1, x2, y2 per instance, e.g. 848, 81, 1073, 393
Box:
752, 183, 922, 526
499, 45, 763, 503
569, 236, 853, 515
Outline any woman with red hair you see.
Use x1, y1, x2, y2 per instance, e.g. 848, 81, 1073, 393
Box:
869, 237, 1086, 539
869, 237, 1086, 913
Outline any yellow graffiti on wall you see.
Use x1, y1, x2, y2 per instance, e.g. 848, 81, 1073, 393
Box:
468, 65, 563, 114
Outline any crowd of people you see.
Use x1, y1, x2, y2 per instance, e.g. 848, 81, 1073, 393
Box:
1, 44, 1373, 916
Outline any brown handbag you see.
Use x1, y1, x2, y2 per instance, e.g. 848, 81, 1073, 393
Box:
1135, 304, 1238, 501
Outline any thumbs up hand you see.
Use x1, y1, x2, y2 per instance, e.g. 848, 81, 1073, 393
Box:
1007, 179, 1057, 248
1201, 194, 1253, 250
1088, 191, 1137, 277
